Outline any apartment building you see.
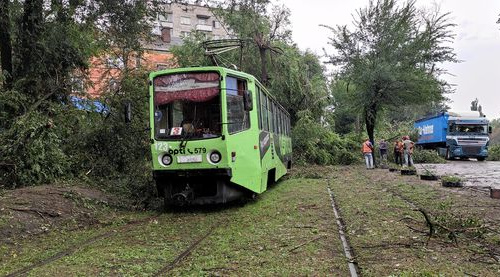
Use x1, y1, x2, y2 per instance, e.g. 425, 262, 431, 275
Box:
87, 1, 230, 97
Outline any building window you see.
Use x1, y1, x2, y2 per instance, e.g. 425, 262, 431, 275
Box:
213, 20, 220, 29
106, 57, 124, 69
109, 78, 120, 92
156, 63, 169, 70
161, 28, 172, 43
159, 12, 173, 23
71, 77, 84, 93
135, 55, 142, 68
180, 16, 191, 25
197, 16, 209, 25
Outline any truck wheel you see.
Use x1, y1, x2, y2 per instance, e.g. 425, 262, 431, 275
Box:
445, 149, 451, 160
477, 157, 486, 161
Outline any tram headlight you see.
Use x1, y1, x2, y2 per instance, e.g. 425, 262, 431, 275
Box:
161, 154, 173, 166
209, 151, 222, 164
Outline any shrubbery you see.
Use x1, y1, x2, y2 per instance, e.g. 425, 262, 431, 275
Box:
412, 149, 446, 164
292, 111, 361, 165
487, 145, 500, 161
73, 72, 156, 207
0, 71, 156, 207
0, 106, 69, 187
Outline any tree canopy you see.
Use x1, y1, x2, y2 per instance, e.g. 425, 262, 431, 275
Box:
324, 0, 457, 143
171, 0, 329, 125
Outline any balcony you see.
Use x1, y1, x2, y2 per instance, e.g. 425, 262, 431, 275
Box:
196, 24, 212, 32
160, 21, 174, 28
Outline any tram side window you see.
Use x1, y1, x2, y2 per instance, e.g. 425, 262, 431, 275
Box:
261, 91, 269, 131
279, 111, 284, 135
278, 108, 283, 135
269, 101, 274, 133
281, 111, 285, 135
288, 117, 291, 136
257, 86, 262, 130
286, 117, 289, 136
274, 103, 278, 134
286, 117, 290, 136
226, 76, 250, 134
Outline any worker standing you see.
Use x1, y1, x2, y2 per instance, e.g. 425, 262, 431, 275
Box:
379, 139, 388, 163
362, 138, 374, 169
402, 136, 415, 167
394, 139, 402, 166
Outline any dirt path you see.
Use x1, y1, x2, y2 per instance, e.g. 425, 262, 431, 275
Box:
416, 160, 500, 189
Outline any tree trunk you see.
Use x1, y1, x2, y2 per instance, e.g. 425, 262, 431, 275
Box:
0, 0, 13, 88
259, 47, 268, 85
16, 0, 43, 80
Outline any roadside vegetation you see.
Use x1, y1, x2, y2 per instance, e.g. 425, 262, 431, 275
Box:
488, 145, 500, 161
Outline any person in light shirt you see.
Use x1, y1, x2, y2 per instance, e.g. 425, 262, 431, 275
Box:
402, 136, 415, 167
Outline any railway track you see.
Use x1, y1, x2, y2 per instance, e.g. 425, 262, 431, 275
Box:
153, 222, 220, 276
5, 214, 161, 277
327, 179, 360, 277
5, 211, 226, 276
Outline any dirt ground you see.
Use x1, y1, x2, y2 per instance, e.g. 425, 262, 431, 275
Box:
416, 160, 500, 189
0, 184, 122, 243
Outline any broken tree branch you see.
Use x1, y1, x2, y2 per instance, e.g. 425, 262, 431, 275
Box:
289, 235, 324, 252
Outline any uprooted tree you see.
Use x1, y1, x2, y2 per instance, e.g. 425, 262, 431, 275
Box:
324, 0, 458, 145
0, 0, 156, 196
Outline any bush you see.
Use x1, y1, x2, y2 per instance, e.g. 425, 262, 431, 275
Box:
0, 101, 71, 188
73, 71, 156, 207
292, 111, 361, 165
412, 149, 446, 164
487, 145, 500, 161
0, 71, 156, 208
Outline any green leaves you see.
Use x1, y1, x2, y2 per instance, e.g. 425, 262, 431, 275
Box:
325, 0, 458, 141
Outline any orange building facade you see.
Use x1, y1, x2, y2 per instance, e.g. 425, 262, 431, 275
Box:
85, 2, 230, 98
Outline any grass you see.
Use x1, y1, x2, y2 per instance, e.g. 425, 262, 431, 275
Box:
343, 166, 500, 276
441, 175, 462, 183
1, 175, 349, 276
3, 165, 500, 276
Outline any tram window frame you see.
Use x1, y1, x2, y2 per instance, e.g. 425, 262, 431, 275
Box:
276, 108, 280, 134
257, 86, 262, 130
286, 117, 289, 136
261, 91, 269, 131
274, 102, 279, 134
269, 101, 274, 133
288, 118, 291, 136
278, 109, 282, 135
226, 76, 250, 134
280, 111, 284, 135
282, 111, 285, 135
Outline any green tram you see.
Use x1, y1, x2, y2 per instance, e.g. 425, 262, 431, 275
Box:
149, 66, 292, 205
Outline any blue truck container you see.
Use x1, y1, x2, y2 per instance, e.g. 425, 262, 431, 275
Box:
414, 111, 491, 161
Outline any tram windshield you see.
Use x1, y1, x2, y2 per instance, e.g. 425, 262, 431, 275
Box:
153, 72, 221, 139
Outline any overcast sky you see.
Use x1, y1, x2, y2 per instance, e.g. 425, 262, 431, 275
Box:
285, 0, 500, 119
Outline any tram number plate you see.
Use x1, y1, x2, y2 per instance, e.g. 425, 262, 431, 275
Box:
177, 155, 202, 163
